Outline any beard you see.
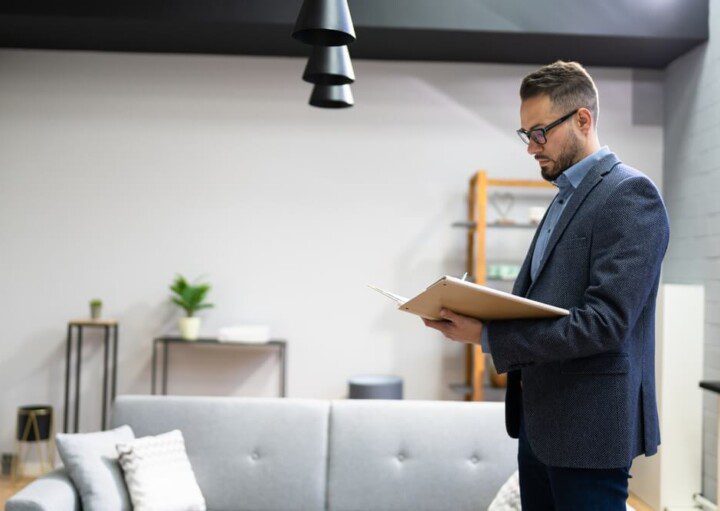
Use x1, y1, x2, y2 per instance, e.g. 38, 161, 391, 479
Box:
540, 131, 583, 181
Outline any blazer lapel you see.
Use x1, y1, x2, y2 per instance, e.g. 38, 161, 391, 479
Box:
525, 152, 621, 296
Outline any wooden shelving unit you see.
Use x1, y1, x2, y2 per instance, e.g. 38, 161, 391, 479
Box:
450, 171, 554, 401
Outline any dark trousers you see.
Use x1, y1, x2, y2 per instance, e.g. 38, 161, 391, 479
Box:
518, 402, 632, 510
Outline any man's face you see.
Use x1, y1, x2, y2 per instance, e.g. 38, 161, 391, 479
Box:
519, 94, 582, 181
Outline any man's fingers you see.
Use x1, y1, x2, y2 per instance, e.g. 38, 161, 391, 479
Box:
424, 320, 443, 330
423, 319, 457, 339
438, 308, 455, 321
423, 318, 448, 332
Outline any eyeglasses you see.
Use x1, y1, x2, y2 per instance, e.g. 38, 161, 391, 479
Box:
516, 109, 579, 145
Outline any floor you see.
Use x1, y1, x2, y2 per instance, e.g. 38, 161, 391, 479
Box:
627, 493, 654, 511
0, 474, 34, 508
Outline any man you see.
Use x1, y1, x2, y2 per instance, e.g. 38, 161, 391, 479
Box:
422, 61, 669, 509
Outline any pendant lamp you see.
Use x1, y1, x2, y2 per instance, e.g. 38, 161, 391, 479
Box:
292, 0, 356, 46
303, 45, 355, 85
309, 84, 354, 108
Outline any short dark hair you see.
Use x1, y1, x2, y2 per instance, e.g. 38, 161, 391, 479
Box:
520, 60, 599, 127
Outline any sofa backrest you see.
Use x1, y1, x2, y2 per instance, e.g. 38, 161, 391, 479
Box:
111, 395, 330, 511
111, 395, 516, 511
326, 399, 516, 511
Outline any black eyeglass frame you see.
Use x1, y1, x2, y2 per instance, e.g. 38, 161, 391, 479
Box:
516, 108, 580, 145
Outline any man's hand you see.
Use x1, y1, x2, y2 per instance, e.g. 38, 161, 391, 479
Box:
421, 308, 484, 346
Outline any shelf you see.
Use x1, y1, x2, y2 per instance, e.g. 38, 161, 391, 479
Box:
451, 220, 540, 229
454, 171, 549, 402
452, 220, 477, 228
487, 222, 540, 229
463, 275, 517, 284
699, 381, 720, 395
449, 382, 506, 402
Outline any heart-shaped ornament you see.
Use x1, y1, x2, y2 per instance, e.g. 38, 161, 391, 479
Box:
490, 192, 515, 224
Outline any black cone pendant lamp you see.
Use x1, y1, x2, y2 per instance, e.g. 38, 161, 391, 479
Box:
293, 0, 356, 108
303, 45, 355, 85
292, 0, 356, 47
309, 84, 354, 108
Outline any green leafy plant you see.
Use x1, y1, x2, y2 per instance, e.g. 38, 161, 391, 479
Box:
169, 274, 214, 317
89, 299, 102, 307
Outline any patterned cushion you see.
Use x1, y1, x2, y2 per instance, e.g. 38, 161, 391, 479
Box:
116, 429, 206, 511
488, 470, 520, 511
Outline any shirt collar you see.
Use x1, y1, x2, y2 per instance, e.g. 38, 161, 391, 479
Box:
553, 145, 611, 190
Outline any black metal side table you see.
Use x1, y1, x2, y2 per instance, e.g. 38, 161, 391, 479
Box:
151, 336, 287, 397
63, 319, 119, 433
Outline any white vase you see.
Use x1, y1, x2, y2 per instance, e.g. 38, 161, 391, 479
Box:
179, 317, 201, 340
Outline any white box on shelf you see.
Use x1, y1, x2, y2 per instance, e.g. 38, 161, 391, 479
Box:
217, 325, 271, 342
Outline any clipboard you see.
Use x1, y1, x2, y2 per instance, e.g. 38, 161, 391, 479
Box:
368, 275, 569, 321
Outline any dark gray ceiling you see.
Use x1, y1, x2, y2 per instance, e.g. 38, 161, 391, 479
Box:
0, 0, 709, 68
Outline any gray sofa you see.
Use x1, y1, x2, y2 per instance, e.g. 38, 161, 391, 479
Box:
7, 394, 517, 511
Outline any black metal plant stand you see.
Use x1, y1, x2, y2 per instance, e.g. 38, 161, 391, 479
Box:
63, 319, 119, 433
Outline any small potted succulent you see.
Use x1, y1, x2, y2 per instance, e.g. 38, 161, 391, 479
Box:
169, 274, 214, 340
89, 299, 103, 320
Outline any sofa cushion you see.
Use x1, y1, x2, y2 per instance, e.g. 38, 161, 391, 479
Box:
326, 399, 517, 511
488, 470, 520, 510
55, 424, 135, 511
117, 429, 206, 511
111, 395, 329, 511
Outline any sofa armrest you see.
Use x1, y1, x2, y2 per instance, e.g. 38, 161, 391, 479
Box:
5, 468, 80, 511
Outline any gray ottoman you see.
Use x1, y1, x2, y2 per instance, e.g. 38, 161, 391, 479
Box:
348, 375, 403, 399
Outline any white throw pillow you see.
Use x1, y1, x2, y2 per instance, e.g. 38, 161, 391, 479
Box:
116, 429, 206, 511
55, 424, 135, 511
488, 470, 521, 511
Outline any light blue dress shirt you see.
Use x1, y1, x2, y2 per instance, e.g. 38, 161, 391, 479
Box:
479, 145, 612, 353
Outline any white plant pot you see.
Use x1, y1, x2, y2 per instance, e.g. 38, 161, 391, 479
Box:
179, 317, 201, 340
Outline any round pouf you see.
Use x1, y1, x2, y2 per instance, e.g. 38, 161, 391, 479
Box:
348, 375, 403, 399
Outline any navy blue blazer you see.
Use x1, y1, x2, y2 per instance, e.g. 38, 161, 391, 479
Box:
484, 151, 670, 469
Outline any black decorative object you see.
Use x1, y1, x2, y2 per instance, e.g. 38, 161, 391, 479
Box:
309, 84, 354, 108
16, 405, 52, 441
1, 453, 13, 476
292, 0, 355, 46
14, 405, 56, 480
303, 45, 355, 85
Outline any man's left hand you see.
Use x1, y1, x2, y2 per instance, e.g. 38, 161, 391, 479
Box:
421, 308, 484, 346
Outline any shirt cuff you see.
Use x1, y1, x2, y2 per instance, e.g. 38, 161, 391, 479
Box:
480, 326, 490, 353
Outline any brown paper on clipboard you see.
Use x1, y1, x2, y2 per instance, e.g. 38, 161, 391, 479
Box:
369, 275, 568, 321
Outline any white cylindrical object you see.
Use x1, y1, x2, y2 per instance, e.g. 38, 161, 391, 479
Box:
179, 317, 201, 340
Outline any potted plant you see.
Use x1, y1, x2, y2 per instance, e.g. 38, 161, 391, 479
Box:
89, 299, 102, 319
169, 274, 214, 340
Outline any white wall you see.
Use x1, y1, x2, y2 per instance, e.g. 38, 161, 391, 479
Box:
0, 49, 663, 453
663, 0, 720, 499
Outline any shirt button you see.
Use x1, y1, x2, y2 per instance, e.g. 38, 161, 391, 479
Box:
559, 199, 565, 204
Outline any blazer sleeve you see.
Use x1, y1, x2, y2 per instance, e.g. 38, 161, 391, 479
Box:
484, 175, 670, 374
